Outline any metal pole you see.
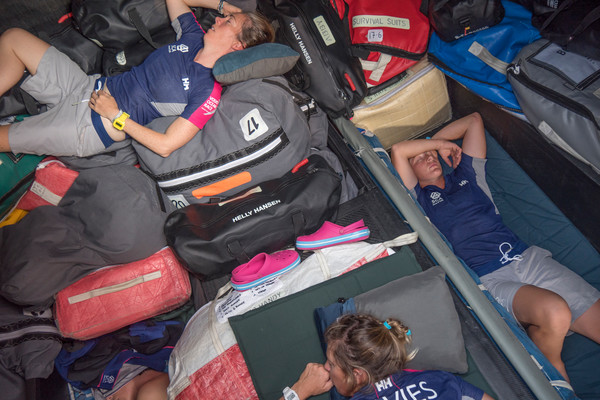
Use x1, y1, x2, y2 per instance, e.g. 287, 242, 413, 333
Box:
334, 117, 561, 400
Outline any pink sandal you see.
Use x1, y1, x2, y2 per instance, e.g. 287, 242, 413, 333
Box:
230, 250, 301, 291
296, 219, 370, 251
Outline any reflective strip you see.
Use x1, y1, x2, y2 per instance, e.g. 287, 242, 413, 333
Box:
151, 101, 186, 117
468, 41, 509, 76
158, 136, 283, 189
538, 121, 599, 173
0, 324, 59, 342
67, 271, 162, 304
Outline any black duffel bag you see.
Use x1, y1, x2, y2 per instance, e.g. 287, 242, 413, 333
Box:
258, 0, 367, 119
71, 0, 175, 51
164, 155, 342, 280
532, 0, 600, 61
426, 0, 505, 42
39, 21, 104, 75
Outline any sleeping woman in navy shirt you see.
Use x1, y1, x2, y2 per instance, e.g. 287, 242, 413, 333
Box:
0, 0, 274, 158
282, 313, 493, 400
390, 112, 600, 383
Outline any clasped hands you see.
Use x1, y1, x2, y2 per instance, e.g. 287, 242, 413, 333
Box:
438, 141, 462, 169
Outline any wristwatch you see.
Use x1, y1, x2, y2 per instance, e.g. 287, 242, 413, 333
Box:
283, 387, 300, 400
112, 110, 130, 130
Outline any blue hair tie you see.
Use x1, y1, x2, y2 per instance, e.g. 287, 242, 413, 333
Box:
383, 321, 392, 330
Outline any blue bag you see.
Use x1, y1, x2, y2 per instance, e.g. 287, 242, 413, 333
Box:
428, 0, 540, 112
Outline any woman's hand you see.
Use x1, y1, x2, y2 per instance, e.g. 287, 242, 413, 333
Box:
437, 140, 462, 169
89, 90, 120, 121
292, 363, 333, 400
221, 1, 241, 15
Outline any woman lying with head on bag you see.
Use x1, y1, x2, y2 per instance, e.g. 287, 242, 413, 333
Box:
0, 0, 274, 158
282, 313, 494, 400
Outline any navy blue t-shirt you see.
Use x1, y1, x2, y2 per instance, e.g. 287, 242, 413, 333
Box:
411, 154, 527, 276
351, 370, 484, 400
107, 12, 221, 129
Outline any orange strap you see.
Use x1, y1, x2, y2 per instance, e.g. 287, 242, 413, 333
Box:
192, 172, 252, 199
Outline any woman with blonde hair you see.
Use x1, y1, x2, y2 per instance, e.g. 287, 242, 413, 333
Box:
282, 313, 493, 400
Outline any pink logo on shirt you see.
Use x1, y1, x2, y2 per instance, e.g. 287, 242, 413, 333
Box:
189, 83, 222, 129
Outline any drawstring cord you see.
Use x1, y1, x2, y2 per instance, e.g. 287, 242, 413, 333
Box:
499, 242, 523, 264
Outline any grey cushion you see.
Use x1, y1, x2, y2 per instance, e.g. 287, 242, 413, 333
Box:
355, 266, 468, 373
213, 42, 299, 85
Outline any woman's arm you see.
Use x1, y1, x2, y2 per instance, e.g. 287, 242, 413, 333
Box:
390, 112, 485, 188
431, 112, 486, 159
390, 138, 461, 189
119, 116, 199, 158
90, 89, 199, 157
165, 0, 241, 21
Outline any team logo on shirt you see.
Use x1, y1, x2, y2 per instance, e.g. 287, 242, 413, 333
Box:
374, 376, 439, 399
430, 191, 444, 206
169, 44, 189, 53
375, 377, 393, 391
182, 77, 190, 91
459, 179, 469, 186
200, 95, 219, 115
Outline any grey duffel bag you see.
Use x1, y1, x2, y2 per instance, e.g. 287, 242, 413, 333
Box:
507, 39, 600, 173
134, 76, 315, 208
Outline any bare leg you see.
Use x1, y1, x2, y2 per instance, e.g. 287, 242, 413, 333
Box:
136, 372, 169, 400
0, 28, 50, 97
0, 125, 10, 152
513, 285, 572, 382
570, 299, 600, 343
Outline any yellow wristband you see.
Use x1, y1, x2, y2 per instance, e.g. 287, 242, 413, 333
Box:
112, 110, 130, 130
